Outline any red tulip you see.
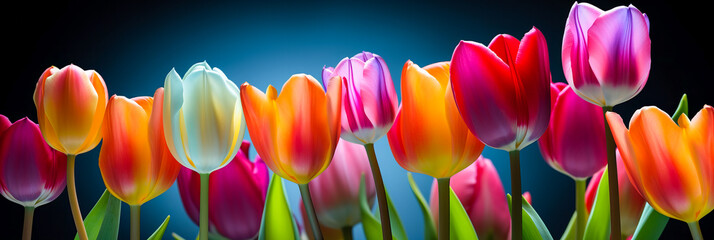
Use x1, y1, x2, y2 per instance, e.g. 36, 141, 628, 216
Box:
538, 82, 607, 179
450, 27, 551, 151
177, 141, 269, 239
0, 115, 66, 207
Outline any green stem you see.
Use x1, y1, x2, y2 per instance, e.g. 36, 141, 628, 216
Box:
299, 183, 323, 240
22, 207, 34, 240
688, 221, 703, 240
342, 226, 353, 240
575, 179, 587, 240
199, 173, 210, 240
510, 150, 522, 240
437, 177, 451, 240
67, 154, 88, 240
130, 205, 140, 240
364, 143, 392, 240
603, 106, 622, 240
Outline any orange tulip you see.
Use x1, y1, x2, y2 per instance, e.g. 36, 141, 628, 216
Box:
387, 61, 485, 178
240, 74, 342, 184
606, 105, 714, 223
99, 88, 181, 206
33, 64, 108, 155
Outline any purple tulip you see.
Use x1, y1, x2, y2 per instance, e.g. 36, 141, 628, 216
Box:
562, 2, 651, 107
177, 140, 269, 240
0, 115, 66, 208
322, 51, 399, 145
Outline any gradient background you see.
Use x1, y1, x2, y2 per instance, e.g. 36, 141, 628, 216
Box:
1, 0, 712, 239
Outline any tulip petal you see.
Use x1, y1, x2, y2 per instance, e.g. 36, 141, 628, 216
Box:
143, 88, 182, 203
0, 115, 10, 133
515, 27, 552, 146
33, 67, 65, 153
163, 68, 192, 169
588, 6, 651, 106
360, 55, 397, 129
562, 2, 605, 105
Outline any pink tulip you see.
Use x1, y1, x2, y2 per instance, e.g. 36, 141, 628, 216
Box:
323, 51, 399, 144
177, 140, 269, 240
0, 115, 66, 207
308, 139, 376, 229
450, 27, 551, 151
585, 150, 646, 237
429, 157, 511, 240
538, 82, 607, 179
562, 2, 650, 107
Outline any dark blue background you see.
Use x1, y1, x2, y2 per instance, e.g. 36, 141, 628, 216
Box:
1, 0, 712, 239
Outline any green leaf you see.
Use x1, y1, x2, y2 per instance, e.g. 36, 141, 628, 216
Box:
507, 194, 553, 240
671, 94, 689, 122
449, 188, 478, 240
559, 212, 576, 240
407, 173, 437, 240
258, 174, 300, 240
359, 175, 407, 240
583, 169, 610, 240
171, 232, 186, 240
74, 189, 122, 240
631, 204, 669, 240
147, 215, 170, 240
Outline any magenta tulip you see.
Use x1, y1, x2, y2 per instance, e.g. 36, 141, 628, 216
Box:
562, 2, 650, 107
308, 139, 376, 230
322, 51, 398, 144
538, 82, 607, 179
177, 140, 269, 240
0, 115, 66, 207
429, 157, 510, 240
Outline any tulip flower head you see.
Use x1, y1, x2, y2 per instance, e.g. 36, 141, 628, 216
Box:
178, 140, 269, 239
562, 2, 650, 107
429, 157, 511, 240
387, 61, 485, 178
33, 64, 108, 155
307, 139, 376, 229
538, 82, 607, 180
163, 61, 246, 174
322, 52, 399, 145
606, 105, 714, 223
98, 89, 181, 205
585, 151, 645, 236
450, 27, 552, 151
0, 115, 67, 207
240, 74, 342, 184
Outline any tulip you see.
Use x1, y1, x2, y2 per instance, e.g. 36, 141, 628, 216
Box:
538, 82, 607, 239
563, 4, 651, 237
0, 115, 67, 240
241, 74, 342, 240
562, 2, 650, 108
388, 61, 485, 240
163, 61, 246, 240
98, 89, 181, 240
323, 51, 398, 239
450, 27, 551, 240
607, 105, 714, 239
307, 139, 376, 237
33, 64, 108, 240
177, 140, 269, 240
428, 157, 509, 240
585, 151, 646, 238
322, 51, 398, 144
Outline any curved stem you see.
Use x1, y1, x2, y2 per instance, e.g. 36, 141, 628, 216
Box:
67, 154, 88, 240
510, 150, 522, 240
364, 143, 392, 240
299, 183, 323, 240
199, 173, 210, 240
603, 106, 622, 240
575, 179, 587, 240
22, 207, 35, 240
688, 221, 703, 240
130, 205, 141, 240
437, 177, 451, 240
342, 226, 353, 240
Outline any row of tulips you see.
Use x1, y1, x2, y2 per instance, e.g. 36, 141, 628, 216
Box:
1, 1, 712, 240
